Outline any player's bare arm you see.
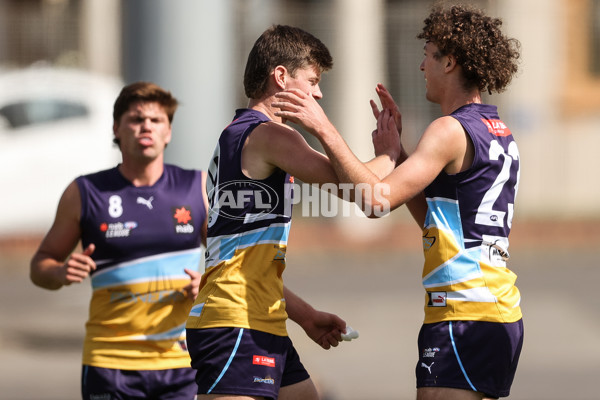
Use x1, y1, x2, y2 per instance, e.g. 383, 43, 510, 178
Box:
273, 89, 397, 212
30, 180, 96, 290
274, 89, 470, 221
241, 120, 338, 184
283, 286, 346, 350
376, 116, 470, 225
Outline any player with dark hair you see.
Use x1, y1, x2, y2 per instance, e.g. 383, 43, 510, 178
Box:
275, 5, 524, 399
186, 24, 394, 400
31, 81, 208, 399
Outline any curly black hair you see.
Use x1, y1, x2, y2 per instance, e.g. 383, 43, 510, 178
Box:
417, 4, 521, 94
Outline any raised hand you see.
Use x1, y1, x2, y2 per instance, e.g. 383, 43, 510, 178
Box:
370, 83, 402, 136
372, 108, 401, 162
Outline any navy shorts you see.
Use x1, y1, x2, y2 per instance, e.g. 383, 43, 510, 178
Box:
416, 319, 524, 399
186, 327, 310, 399
81, 365, 197, 400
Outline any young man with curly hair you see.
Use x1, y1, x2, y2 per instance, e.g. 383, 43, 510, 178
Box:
274, 4, 523, 400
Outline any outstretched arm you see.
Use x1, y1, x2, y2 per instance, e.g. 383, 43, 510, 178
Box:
284, 286, 346, 350
274, 86, 461, 222
273, 89, 401, 216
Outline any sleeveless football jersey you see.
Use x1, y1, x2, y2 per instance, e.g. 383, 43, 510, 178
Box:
76, 164, 206, 370
186, 108, 293, 336
422, 103, 522, 324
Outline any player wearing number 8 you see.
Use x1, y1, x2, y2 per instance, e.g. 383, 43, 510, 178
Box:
30, 82, 208, 399
274, 4, 523, 399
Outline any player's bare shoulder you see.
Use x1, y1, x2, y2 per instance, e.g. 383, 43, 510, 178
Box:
257, 119, 299, 137
430, 115, 473, 174
249, 120, 308, 150
428, 115, 464, 137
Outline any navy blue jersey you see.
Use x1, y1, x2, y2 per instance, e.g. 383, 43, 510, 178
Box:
421, 103, 522, 323
205, 108, 293, 238
188, 109, 293, 336
75, 164, 206, 369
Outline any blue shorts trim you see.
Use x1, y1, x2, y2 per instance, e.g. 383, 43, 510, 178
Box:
208, 327, 245, 393
449, 321, 476, 392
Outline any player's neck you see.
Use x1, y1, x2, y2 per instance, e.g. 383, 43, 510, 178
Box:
248, 95, 282, 123
440, 89, 482, 115
118, 158, 165, 187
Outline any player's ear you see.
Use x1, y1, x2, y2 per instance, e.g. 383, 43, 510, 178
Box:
445, 55, 457, 72
273, 65, 287, 90
164, 126, 172, 145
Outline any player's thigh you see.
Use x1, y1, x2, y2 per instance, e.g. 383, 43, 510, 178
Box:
417, 387, 489, 400
278, 378, 318, 400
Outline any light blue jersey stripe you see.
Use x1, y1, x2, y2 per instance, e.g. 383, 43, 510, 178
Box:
423, 197, 485, 288
423, 247, 483, 288
91, 249, 202, 289
219, 224, 290, 259
206, 223, 290, 267
127, 323, 186, 342
425, 197, 464, 249
189, 303, 204, 317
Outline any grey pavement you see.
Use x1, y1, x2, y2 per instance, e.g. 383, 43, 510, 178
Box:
1, 235, 598, 400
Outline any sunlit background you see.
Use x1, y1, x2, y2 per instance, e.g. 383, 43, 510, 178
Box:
0, 1, 599, 399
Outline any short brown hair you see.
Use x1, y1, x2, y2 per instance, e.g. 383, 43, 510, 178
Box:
418, 4, 521, 94
113, 81, 179, 124
243, 25, 333, 99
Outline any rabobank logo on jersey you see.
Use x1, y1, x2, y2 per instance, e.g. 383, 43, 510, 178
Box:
208, 180, 280, 223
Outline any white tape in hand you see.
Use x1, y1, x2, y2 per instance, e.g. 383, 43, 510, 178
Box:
341, 326, 359, 341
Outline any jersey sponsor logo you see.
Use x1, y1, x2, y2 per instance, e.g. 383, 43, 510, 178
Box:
422, 347, 440, 358
427, 291, 447, 307
173, 206, 194, 234
136, 196, 154, 209
420, 362, 434, 374
99, 221, 138, 238
253, 355, 276, 367
481, 118, 512, 137
253, 376, 275, 385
